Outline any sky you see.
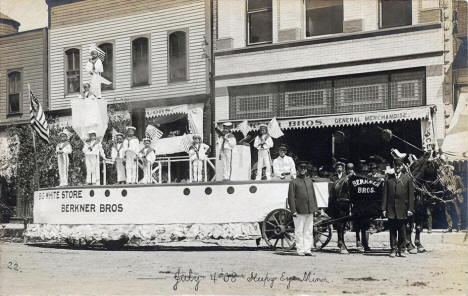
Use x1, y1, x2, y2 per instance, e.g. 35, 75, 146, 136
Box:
0, 0, 48, 32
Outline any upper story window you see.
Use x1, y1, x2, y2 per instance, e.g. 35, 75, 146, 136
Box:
65, 48, 80, 94
98, 43, 113, 90
247, 0, 272, 45
380, 0, 412, 29
168, 31, 188, 82
306, 0, 343, 37
7, 71, 22, 114
132, 37, 150, 86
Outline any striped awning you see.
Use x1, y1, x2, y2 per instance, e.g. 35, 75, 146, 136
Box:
223, 106, 433, 131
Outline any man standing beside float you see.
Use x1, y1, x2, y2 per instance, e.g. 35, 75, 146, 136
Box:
254, 124, 273, 181
123, 126, 140, 184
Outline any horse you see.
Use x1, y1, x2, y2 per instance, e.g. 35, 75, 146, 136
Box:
406, 151, 444, 253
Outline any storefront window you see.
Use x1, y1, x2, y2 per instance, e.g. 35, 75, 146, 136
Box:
305, 0, 343, 37
229, 83, 277, 119
380, 0, 412, 29
247, 0, 272, 45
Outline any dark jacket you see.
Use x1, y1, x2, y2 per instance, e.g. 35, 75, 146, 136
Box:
288, 176, 318, 214
381, 173, 415, 219
327, 173, 350, 218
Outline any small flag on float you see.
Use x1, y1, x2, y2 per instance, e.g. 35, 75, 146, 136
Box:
145, 124, 163, 141
267, 117, 284, 139
238, 120, 251, 137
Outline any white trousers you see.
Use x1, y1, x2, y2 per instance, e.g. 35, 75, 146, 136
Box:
115, 158, 126, 183
57, 154, 69, 186
85, 155, 100, 185
140, 161, 153, 184
293, 214, 315, 254
221, 150, 232, 180
192, 159, 204, 182
125, 152, 138, 184
256, 149, 271, 180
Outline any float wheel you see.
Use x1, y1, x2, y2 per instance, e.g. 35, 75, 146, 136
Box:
313, 219, 333, 250
261, 208, 295, 251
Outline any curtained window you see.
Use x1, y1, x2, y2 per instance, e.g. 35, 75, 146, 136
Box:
306, 0, 343, 37
65, 48, 80, 94
247, 0, 272, 45
98, 42, 114, 90
168, 31, 188, 82
132, 37, 150, 86
7, 71, 21, 114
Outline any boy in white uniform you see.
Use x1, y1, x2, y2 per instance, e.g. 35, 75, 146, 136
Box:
111, 132, 126, 184
216, 122, 237, 181
123, 126, 140, 184
254, 124, 274, 180
138, 138, 156, 184
273, 144, 296, 180
188, 134, 210, 182
82, 130, 106, 185
56, 130, 73, 186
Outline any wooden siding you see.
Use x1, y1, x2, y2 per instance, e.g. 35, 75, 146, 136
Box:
49, 0, 209, 110
0, 28, 47, 124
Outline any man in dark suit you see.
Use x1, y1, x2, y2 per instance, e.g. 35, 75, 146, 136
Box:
288, 161, 319, 256
382, 152, 415, 258
328, 161, 350, 254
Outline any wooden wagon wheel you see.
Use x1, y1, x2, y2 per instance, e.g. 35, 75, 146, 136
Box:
313, 219, 333, 250
261, 208, 295, 251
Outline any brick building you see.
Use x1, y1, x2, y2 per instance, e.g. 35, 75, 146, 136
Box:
214, 0, 452, 168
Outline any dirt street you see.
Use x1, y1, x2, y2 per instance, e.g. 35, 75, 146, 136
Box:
0, 231, 467, 296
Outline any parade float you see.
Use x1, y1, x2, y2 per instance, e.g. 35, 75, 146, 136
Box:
22, 43, 332, 250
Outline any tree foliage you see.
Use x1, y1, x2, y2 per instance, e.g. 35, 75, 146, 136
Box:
5, 102, 131, 208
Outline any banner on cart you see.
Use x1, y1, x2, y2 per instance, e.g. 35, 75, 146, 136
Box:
33, 182, 329, 225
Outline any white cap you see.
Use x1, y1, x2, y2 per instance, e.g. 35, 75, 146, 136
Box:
143, 137, 151, 143
115, 132, 124, 137
258, 123, 268, 129
192, 134, 202, 140
223, 122, 233, 127
391, 148, 407, 160
88, 130, 96, 135
59, 129, 72, 138
126, 126, 136, 131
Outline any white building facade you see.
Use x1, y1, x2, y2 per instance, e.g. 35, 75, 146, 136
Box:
214, 0, 453, 166
46, 0, 212, 140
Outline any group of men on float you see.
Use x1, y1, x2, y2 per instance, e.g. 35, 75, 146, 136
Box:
56, 126, 158, 186
216, 121, 296, 181
55, 119, 297, 187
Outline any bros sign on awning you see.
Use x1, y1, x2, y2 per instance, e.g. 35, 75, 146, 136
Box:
227, 106, 432, 131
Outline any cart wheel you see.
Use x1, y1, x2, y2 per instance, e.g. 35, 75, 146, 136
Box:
313, 223, 332, 250
261, 208, 295, 250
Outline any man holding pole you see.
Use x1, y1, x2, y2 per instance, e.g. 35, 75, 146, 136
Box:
215, 122, 237, 181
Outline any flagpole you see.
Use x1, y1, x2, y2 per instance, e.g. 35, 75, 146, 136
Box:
28, 84, 40, 191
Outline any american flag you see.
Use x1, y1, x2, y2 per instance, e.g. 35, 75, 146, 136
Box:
181, 134, 193, 152
145, 124, 163, 141
29, 85, 49, 144
238, 120, 251, 137
267, 117, 284, 139
95, 46, 106, 62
